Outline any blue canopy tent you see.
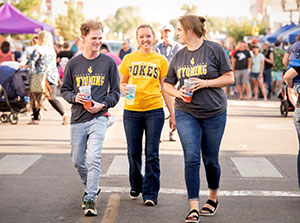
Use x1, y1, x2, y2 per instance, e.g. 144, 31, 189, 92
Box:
277, 25, 300, 43
282, 26, 300, 44
263, 23, 296, 43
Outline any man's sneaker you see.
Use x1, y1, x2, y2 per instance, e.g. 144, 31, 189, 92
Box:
84, 199, 97, 216
129, 190, 140, 200
82, 188, 101, 209
144, 199, 156, 206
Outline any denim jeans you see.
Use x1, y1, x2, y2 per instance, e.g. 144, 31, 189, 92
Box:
71, 116, 108, 201
263, 68, 272, 94
293, 108, 300, 189
175, 109, 227, 200
123, 108, 164, 203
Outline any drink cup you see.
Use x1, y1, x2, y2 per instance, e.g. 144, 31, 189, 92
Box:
183, 79, 193, 103
125, 84, 136, 105
79, 86, 92, 109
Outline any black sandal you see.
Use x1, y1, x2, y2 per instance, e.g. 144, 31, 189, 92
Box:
185, 209, 200, 223
199, 199, 218, 216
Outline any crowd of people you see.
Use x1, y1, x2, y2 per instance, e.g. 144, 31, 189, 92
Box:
1, 15, 300, 223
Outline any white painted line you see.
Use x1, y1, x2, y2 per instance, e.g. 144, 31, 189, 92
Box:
257, 104, 278, 108
0, 155, 42, 174
99, 186, 300, 198
106, 155, 145, 176
106, 155, 129, 176
256, 124, 293, 130
231, 157, 283, 178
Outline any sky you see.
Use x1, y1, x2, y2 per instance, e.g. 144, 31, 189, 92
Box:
83, 0, 252, 25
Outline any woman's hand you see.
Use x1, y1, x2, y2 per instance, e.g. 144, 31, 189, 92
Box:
169, 114, 176, 131
120, 83, 128, 95
189, 78, 208, 91
177, 85, 189, 102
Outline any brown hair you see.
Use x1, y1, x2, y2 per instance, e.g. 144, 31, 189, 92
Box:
297, 34, 300, 42
80, 20, 104, 36
136, 24, 156, 46
178, 15, 206, 39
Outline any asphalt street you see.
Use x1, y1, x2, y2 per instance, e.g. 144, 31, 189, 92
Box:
0, 96, 299, 223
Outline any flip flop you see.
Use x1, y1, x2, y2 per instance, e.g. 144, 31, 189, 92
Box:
185, 209, 200, 223
199, 199, 218, 216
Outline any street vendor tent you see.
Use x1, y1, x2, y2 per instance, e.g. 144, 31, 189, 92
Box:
277, 25, 300, 43
0, 2, 54, 34
282, 26, 300, 44
263, 23, 296, 43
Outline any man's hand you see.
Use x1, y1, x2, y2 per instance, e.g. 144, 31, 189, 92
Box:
75, 93, 89, 104
86, 100, 105, 113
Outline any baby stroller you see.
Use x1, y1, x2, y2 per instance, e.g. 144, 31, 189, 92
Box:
277, 80, 295, 117
0, 65, 31, 124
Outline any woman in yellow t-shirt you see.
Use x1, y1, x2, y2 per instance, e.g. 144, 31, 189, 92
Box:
119, 24, 176, 206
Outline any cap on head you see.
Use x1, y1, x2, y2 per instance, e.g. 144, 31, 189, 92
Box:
161, 24, 174, 33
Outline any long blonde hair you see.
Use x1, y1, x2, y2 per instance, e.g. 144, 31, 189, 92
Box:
38, 31, 54, 47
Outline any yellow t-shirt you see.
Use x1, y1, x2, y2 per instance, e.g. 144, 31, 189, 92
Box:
119, 50, 169, 111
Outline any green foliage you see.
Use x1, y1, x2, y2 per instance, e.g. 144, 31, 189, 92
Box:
225, 18, 252, 43
55, 0, 85, 40
104, 6, 145, 40
14, 0, 41, 15
181, 4, 198, 15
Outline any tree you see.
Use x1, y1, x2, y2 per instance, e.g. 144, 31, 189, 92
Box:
104, 6, 145, 40
225, 18, 252, 43
55, 0, 85, 40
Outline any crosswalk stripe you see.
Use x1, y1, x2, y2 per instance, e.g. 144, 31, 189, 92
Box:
99, 186, 300, 198
0, 155, 42, 174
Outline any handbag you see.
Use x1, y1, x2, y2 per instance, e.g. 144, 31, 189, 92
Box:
30, 73, 46, 93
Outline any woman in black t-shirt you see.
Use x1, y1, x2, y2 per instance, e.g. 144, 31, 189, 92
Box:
164, 15, 234, 223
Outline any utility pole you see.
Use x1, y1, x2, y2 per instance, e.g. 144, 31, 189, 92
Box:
281, 0, 300, 25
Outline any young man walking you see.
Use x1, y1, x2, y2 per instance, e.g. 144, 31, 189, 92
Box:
61, 20, 120, 216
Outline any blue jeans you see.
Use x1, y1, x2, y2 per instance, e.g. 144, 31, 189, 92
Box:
123, 108, 164, 203
175, 109, 227, 200
293, 108, 300, 189
263, 68, 272, 94
71, 116, 108, 200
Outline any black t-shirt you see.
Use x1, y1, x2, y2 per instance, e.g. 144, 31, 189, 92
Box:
263, 49, 273, 69
233, 49, 251, 70
57, 50, 74, 60
164, 40, 232, 119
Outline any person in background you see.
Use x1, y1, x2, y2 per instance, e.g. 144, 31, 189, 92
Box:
283, 41, 300, 190
164, 15, 234, 223
100, 43, 121, 65
61, 20, 120, 216
20, 34, 38, 66
156, 24, 182, 62
262, 42, 274, 99
117, 39, 132, 60
71, 36, 80, 55
250, 45, 266, 100
13, 43, 22, 62
54, 35, 64, 54
283, 34, 300, 107
0, 41, 15, 65
119, 24, 175, 207
57, 42, 74, 65
272, 41, 285, 95
232, 40, 252, 100
27, 31, 69, 125
156, 24, 182, 141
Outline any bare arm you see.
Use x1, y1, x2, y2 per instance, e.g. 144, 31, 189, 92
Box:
282, 52, 289, 67
260, 58, 265, 74
120, 73, 129, 95
190, 71, 235, 91
284, 68, 298, 88
160, 78, 176, 131
265, 52, 274, 65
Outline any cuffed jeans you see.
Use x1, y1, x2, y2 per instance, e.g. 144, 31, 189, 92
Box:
71, 116, 108, 201
293, 108, 300, 189
123, 108, 164, 204
175, 109, 227, 200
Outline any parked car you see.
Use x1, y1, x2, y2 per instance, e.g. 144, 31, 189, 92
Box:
102, 40, 136, 54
